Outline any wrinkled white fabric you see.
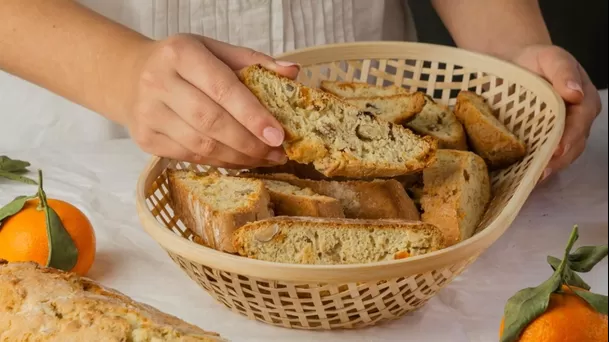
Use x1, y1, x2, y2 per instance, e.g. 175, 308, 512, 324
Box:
1, 91, 607, 341
0, 0, 415, 151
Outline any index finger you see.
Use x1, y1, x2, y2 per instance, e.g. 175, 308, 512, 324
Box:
173, 39, 285, 147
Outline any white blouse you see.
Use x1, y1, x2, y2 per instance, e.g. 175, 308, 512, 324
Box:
0, 0, 416, 150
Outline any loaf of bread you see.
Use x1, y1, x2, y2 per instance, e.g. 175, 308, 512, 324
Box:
239, 65, 437, 178
343, 93, 426, 125
419, 150, 491, 246
320, 81, 467, 150
0, 260, 227, 342
232, 217, 446, 264
454, 91, 527, 169
261, 178, 345, 218
167, 169, 272, 253
242, 172, 420, 221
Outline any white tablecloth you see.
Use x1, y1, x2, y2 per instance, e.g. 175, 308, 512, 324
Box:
1, 91, 607, 342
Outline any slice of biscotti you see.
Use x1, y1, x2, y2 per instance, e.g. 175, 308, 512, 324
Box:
241, 172, 420, 221
232, 217, 446, 264
261, 179, 345, 218
166, 169, 272, 253
342, 93, 426, 125
419, 150, 491, 247
321, 80, 467, 150
454, 91, 527, 169
407, 96, 468, 150
239, 65, 437, 178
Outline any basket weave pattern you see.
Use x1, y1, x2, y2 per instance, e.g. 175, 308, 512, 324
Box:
138, 43, 563, 330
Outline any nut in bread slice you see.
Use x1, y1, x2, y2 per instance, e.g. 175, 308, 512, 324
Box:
239, 65, 437, 178
261, 179, 345, 218
321, 80, 467, 150
167, 169, 272, 253
420, 150, 491, 246
454, 91, 527, 169
241, 172, 420, 221
232, 217, 446, 265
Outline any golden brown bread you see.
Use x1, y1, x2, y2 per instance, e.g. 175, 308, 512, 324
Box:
0, 260, 227, 342
239, 64, 438, 178
166, 169, 272, 253
241, 172, 420, 221
454, 91, 527, 169
260, 178, 345, 218
232, 217, 446, 264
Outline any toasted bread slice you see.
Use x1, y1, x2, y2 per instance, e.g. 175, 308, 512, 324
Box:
454, 91, 527, 169
241, 172, 420, 221
321, 80, 467, 150
420, 150, 491, 246
261, 179, 345, 218
166, 169, 272, 253
343, 93, 426, 125
232, 217, 446, 264
239, 65, 437, 178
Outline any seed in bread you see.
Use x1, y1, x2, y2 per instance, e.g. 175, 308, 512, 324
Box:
420, 150, 491, 246
166, 169, 272, 253
239, 65, 437, 178
261, 179, 345, 218
321, 80, 467, 150
0, 260, 227, 341
232, 217, 446, 265
454, 91, 527, 169
241, 172, 420, 221
342, 93, 426, 125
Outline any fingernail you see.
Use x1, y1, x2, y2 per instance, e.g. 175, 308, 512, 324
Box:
262, 127, 284, 146
567, 81, 584, 96
541, 168, 552, 182
265, 150, 287, 164
275, 60, 301, 69
562, 144, 571, 157
553, 146, 564, 158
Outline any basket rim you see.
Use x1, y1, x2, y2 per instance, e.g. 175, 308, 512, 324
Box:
135, 41, 566, 283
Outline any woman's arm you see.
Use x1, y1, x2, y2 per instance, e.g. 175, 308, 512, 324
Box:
0, 0, 152, 124
430, 0, 551, 60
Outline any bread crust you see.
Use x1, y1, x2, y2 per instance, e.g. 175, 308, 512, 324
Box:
262, 181, 345, 218
454, 91, 527, 169
167, 169, 272, 253
241, 172, 420, 221
0, 260, 226, 341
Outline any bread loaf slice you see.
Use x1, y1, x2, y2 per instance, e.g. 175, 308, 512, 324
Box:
0, 260, 227, 341
241, 172, 420, 221
232, 217, 446, 264
321, 80, 467, 150
167, 169, 272, 253
239, 65, 437, 178
454, 91, 527, 169
420, 150, 491, 246
261, 179, 345, 218
343, 93, 426, 125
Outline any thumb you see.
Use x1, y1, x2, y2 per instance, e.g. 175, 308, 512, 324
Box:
537, 47, 585, 104
199, 36, 300, 79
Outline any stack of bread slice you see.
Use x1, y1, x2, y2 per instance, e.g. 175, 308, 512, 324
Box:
166, 64, 528, 264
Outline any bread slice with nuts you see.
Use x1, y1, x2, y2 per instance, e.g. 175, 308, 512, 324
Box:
321, 80, 467, 150
232, 217, 446, 265
342, 93, 426, 125
420, 150, 491, 246
241, 172, 420, 221
454, 91, 527, 169
239, 65, 437, 178
0, 260, 227, 341
166, 169, 272, 253
261, 178, 345, 218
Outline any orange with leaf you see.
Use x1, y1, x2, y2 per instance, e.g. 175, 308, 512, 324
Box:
500, 226, 608, 342
0, 165, 96, 276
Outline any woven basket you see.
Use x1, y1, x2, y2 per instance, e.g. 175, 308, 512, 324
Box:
135, 42, 565, 330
